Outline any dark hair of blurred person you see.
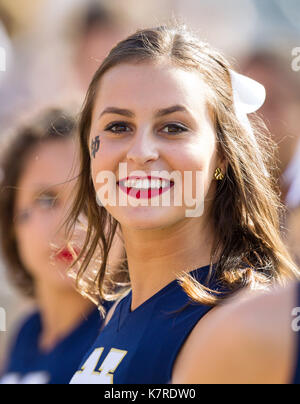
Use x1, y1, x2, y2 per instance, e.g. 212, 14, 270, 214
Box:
0, 107, 111, 384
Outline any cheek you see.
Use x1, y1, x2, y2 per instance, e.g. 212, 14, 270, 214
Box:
90, 138, 122, 187
166, 136, 218, 204
90, 135, 106, 174
15, 226, 44, 277
16, 212, 63, 258
167, 135, 217, 177
15, 219, 61, 278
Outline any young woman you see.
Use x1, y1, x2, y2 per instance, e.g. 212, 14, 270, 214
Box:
65, 24, 299, 384
0, 108, 114, 384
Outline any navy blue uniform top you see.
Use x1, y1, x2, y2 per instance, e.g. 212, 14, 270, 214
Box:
0, 306, 107, 384
70, 264, 223, 384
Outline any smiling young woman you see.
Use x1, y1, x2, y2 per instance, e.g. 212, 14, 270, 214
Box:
66, 24, 299, 384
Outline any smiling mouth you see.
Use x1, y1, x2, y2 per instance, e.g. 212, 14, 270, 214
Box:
54, 247, 81, 263
117, 176, 175, 199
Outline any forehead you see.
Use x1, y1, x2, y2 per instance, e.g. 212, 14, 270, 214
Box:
93, 61, 209, 118
16, 139, 76, 201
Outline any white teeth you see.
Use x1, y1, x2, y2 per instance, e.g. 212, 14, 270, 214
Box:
142, 179, 150, 188
150, 179, 158, 188
121, 178, 170, 189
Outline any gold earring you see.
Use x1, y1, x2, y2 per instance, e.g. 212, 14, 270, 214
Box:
214, 168, 224, 181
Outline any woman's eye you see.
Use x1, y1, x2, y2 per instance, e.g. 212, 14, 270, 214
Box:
161, 123, 188, 134
35, 195, 57, 210
105, 122, 131, 134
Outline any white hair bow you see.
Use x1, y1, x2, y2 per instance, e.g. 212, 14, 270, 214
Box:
229, 70, 269, 177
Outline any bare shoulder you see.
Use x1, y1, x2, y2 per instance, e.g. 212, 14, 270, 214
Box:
172, 282, 298, 384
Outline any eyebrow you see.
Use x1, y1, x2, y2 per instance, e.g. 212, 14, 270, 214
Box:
98, 104, 190, 120
99, 107, 134, 119
31, 183, 67, 199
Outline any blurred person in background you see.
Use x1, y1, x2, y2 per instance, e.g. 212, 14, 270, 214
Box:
0, 107, 115, 384
242, 50, 300, 206
69, 0, 127, 92
242, 50, 300, 267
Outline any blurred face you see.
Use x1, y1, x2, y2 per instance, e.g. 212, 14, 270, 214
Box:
75, 25, 125, 91
14, 138, 78, 290
243, 62, 300, 172
89, 61, 224, 230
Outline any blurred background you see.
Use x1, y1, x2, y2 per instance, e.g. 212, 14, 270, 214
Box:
0, 0, 300, 371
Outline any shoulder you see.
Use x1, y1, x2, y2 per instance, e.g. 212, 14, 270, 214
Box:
172, 283, 298, 384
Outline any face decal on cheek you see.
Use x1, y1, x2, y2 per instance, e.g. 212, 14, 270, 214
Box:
91, 136, 101, 159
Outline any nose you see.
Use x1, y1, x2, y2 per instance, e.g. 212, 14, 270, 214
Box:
126, 127, 159, 166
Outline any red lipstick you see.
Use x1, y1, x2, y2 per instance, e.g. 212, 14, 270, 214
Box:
54, 247, 80, 263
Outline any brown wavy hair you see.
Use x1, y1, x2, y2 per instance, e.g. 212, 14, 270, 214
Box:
66, 24, 299, 308
0, 108, 77, 298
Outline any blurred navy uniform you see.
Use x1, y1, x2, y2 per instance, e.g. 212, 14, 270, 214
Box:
0, 307, 106, 384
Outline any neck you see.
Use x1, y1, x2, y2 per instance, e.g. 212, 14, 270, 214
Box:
121, 216, 215, 311
35, 283, 95, 352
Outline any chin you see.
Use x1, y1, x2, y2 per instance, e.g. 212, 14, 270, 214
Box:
111, 206, 185, 230
53, 276, 77, 292
45, 264, 76, 289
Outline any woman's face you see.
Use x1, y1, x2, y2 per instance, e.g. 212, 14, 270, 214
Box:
14, 138, 79, 291
89, 61, 224, 230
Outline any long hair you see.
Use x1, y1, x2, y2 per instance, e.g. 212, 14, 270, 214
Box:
66, 24, 299, 308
